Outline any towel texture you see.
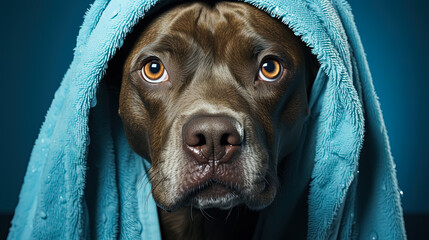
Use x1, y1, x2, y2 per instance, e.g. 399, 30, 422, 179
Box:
8, 0, 406, 239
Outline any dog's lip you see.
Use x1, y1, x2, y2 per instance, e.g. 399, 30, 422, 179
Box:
186, 179, 240, 198
186, 180, 242, 208
192, 180, 238, 198
155, 177, 274, 212
158, 179, 242, 211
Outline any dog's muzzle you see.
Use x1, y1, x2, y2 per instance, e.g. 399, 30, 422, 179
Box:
179, 115, 247, 207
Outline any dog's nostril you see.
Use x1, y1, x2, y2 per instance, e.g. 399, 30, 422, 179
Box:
221, 133, 242, 146
220, 134, 229, 146
184, 132, 206, 146
195, 134, 206, 146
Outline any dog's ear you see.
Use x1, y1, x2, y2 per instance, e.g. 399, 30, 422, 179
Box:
104, 49, 126, 97
304, 46, 320, 101
103, 30, 138, 98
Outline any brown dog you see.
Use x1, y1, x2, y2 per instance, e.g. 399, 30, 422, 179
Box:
117, 1, 317, 239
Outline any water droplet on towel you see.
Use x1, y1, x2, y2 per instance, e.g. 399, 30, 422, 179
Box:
41, 138, 45, 143
40, 211, 47, 219
399, 189, 404, 197
369, 231, 378, 240
31, 168, 37, 173
90, 96, 97, 108
101, 214, 107, 223
136, 220, 142, 233
59, 195, 66, 204
110, 4, 121, 19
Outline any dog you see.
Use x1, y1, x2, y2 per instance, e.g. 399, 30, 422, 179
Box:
117, 1, 318, 239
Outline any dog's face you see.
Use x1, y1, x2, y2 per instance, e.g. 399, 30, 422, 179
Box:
119, 2, 315, 211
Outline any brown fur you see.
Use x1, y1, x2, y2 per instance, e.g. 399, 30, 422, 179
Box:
114, 1, 318, 239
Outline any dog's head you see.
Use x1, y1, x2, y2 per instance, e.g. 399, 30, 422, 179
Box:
118, 1, 317, 211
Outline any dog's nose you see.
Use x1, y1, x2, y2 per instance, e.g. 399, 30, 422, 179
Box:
182, 116, 243, 163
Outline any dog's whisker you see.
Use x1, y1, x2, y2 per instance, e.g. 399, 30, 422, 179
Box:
145, 173, 169, 205
141, 168, 161, 191
151, 176, 167, 192
200, 207, 214, 221
190, 203, 194, 221
262, 175, 270, 186
143, 169, 161, 204
199, 207, 210, 221
139, 174, 154, 192
225, 207, 233, 222
145, 189, 154, 208
146, 168, 162, 183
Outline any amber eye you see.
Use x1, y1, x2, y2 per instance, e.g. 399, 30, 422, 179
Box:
258, 59, 283, 82
141, 59, 168, 83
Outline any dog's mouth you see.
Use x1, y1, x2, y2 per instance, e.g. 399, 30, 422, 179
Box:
154, 177, 243, 211
154, 168, 275, 212
186, 179, 242, 209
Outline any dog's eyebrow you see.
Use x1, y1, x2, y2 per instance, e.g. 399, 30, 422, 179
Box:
250, 39, 294, 65
131, 34, 190, 66
247, 36, 279, 58
252, 43, 266, 59
151, 34, 190, 54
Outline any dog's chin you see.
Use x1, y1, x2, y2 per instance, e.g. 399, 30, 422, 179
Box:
189, 184, 242, 209
156, 180, 278, 212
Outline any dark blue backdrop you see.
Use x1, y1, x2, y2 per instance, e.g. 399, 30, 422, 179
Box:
1, 0, 428, 216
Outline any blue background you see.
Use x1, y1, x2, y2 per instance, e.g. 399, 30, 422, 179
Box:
1, 0, 428, 215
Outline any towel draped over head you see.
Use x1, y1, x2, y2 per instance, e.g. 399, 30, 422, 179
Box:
8, 0, 406, 239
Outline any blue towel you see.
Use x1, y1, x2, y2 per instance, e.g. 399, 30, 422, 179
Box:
8, 0, 407, 239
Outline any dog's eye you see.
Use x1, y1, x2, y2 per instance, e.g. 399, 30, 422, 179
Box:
258, 59, 283, 82
141, 59, 168, 83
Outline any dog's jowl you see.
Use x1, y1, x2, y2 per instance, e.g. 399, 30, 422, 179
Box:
119, 2, 317, 239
